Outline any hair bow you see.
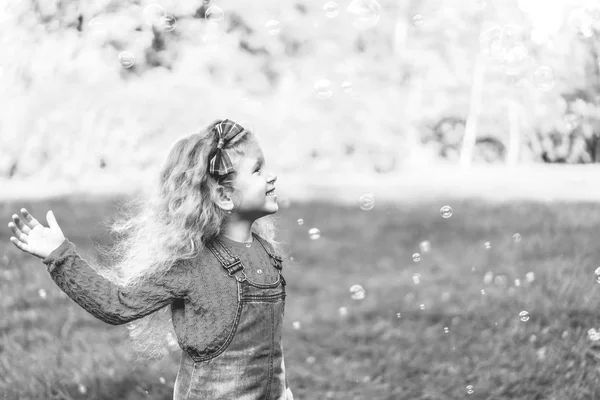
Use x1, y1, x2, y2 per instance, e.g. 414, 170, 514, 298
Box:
208, 119, 249, 176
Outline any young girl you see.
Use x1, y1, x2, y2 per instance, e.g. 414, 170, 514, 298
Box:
7, 119, 294, 400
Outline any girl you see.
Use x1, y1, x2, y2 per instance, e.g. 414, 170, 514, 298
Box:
7, 119, 295, 400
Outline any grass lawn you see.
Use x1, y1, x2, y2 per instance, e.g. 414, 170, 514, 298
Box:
1, 194, 600, 399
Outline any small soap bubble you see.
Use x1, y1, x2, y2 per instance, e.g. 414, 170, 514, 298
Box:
159, 377, 166, 384
396, 312, 401, 319
419, 304, 426, 310
525, 271, 535, 282
590, 329, 600, 341
562, 331, 569, 339
306, 356, 316, 364
515, 278, 521, 287
265, 19, 281, 35
359, 193, 375, 210
308, 228, 321, 240
205, 6, 225, 22
483, 271, 494, 285
466, 385, 474, 395
484, 241, 491, 249
118, 52, 135, 68
314, 79, 333, 99
293, 321, 301, 330
88, 17, 107, 33
160, 15, 177, 32
512, 232, 522, 242
297, 218, 304, 225
350, 284, 366, 300
412, 14, 424, 26
533, 66, 555, 91
440, 206, 453, 218
338, 307, 348, 317
595, 267, 600, 283
347, 0, 381, 30
444, 327, 449, 333
324, 1, 340, 18
143, 4, 166, 27
341, 81, 353, 93
412, 274, 421, 284
412, 253, 421, 263
419, 240, 431, 253
519, 310, 530, 322
78, 384, 87, 394
503, 43, 529, 76
481, 289, 486, 295
38, 289, 47, 299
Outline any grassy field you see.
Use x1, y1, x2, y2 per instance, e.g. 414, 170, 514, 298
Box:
1, 194, 600, 399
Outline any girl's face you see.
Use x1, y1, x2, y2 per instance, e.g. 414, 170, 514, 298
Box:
219, 140, 278, 219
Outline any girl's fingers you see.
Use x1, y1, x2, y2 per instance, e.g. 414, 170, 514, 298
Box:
12, 214, 31, 234
20, 208, 42, 230
7, 222, 28, 244
10, 236, 28, 253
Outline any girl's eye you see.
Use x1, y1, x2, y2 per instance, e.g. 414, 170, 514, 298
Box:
255, 168, 261, 173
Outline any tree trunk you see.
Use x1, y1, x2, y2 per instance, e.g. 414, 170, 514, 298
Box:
459, 54, 485, 167
507, 99, 521, 166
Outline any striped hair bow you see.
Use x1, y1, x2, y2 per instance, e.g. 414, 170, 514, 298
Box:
208, 119, 250, 176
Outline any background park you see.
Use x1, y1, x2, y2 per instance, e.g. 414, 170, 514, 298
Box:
2, 0, 600, 398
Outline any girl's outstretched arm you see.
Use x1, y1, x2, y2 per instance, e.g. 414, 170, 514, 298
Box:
8, 208, 191, 325
41, 238, 191, 325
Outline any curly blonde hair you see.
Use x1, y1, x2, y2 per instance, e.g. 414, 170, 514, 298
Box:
94, 119, 285, 362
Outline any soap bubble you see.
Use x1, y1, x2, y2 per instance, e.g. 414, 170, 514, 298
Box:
347, 0, 381, 30
143, 4, 166, 27
594, 266, 600, 283
314, 79, 333, 99
359, 193, 375, 210
205, 6, 225, 23
412, 14, 424, 27
265, 20, 281, 35
324, 1, 340, 18
412, 253, 421, 262
118, 52, 135, 68
297, 218, 304, 225
308, 228, 321, 240
466, 385, 474, 395
440, 206, 453, 218
512, 233, 521, 242
419, 240, 431, 253
519, 310, 530, 322
160, 15, 177, 32
293, 321, 301, 329
412, 274, 421, 284
350, 284, 366, 300
533, 66, 555, 91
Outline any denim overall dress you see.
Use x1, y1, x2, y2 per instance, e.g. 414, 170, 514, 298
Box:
173, 233, 288, 400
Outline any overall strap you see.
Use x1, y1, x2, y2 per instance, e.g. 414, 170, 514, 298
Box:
206, 237, 248, 282
253, 233, 283, 271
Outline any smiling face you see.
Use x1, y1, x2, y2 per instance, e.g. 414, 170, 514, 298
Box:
218, 139, 278, 220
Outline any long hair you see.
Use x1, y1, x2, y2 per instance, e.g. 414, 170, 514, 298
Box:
94, 119, 284, 362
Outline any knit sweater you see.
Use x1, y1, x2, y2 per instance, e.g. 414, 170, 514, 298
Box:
41, 233, 288, 386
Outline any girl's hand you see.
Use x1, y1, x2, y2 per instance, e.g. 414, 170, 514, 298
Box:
7, 209, 66, 260
286, 387, 294, 400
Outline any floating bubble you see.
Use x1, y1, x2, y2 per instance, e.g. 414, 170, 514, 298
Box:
308, 227, 321, 240
519, 310, 530, 322
314, 79, 332, 100
440, 206, 453, 218
419, 304, 426, 310
396, 312, 401, 318
347, 0, 381, 30
297, 218, 304, 225
512, 232, 521, 242
466, 385, 474, 395
118, 51, 135, 68
589, 328, 600, 341
444, 327, 449, 333
412, 274, 421, 284
160, 15, 177, 32
412, 14, 424, 27
341, 81, 353, 93
338, 306, 348, 317
143, 4, 166, 27
503, 43, 529, 76
484, 241, 491, 249
515, 278, 521, 287
205, 6, 225, 23
359, 193, 375, 210
324, 1, 340, 18
78, 384, 87, 394
481, 289, 486, 295
293, 321, 301, 329
38, 289, 47, 299
419, 240, 431, 253
533, 66, 555, 91
483, 271, 494, 285
594, 266, 600, 283
159, 377, 166, 384
265, 20, 281, 35
88, 17, 107, 33
525, 271, 535, 282
306, 356, 316, 364
350, 284, 366, 300
412, 253, 421, 263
